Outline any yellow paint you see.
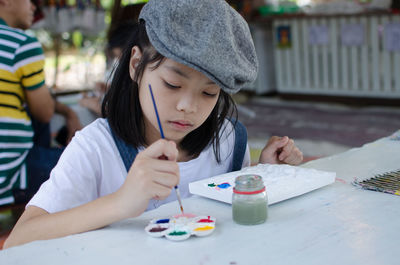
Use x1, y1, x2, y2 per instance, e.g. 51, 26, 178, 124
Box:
395, 190, 400, 196
194, 226, 214, 231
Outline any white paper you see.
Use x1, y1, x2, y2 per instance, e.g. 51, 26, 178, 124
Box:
189, 164, 336, 205
384, 23, 400, 52
341, 23, 365, 46
308, 25, 329, 45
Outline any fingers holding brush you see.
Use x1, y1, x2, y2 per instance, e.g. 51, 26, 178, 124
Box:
145, 139, 179, 162
130, 139, 180, 193
115, 139, 180, 217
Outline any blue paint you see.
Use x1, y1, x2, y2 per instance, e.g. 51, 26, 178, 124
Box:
156, 219, 170, 224
217, 183, 231, 189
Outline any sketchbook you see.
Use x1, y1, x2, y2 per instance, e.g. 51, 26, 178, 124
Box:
189, 163, 336, 205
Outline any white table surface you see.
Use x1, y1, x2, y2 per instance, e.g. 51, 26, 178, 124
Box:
1, 135, 399, 265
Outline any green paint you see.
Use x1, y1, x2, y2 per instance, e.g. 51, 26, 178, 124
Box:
232, 199, 267, 225
208, 183, 216, 187
168, 231, 187, 236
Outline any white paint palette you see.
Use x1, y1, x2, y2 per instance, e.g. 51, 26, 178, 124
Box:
189, 163, 336, 204
145, 214, 216, 241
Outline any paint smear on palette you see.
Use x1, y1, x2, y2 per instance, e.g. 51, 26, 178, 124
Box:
198, 216, 214, 223
149, 227, 168, 233
145, 215, 216, 241
168, 231, 188, 236
155, 218, 169, 224
208, 182, 231, 190
194, 226, 214, 231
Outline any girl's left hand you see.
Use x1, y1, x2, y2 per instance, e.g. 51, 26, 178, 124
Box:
259, 136, 303, 165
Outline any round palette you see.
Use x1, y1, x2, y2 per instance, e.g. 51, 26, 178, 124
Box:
145, 215, 216, 241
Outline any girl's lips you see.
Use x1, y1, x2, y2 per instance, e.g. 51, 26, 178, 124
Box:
168, 120, 194, 130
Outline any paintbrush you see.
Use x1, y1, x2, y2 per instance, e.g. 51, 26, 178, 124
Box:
149, 84, 185, 214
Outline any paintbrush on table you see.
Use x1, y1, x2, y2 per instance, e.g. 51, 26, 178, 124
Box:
149, 84, 185, 214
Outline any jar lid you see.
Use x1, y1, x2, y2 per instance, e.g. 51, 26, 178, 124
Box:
234, 174, 265, 192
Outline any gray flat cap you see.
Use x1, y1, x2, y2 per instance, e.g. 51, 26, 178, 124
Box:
139, 0, 258, 94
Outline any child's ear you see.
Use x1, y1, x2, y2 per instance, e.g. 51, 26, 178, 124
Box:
129, 46, 142, 80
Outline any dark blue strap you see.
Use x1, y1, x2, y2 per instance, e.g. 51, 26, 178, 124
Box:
109, 122, 138, 172
231, 119, 248, 172
109, 119, 247, 173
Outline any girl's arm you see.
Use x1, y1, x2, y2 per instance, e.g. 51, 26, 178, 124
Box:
4, 139, 179, 248
4, 192, 126, 248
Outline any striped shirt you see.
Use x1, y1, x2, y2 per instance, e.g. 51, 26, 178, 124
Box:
0, 18, 45, 205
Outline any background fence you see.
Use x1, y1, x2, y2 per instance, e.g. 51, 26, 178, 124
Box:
273, 14, 400, 98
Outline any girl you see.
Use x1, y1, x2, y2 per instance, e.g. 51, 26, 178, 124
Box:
5, 0, 302, 248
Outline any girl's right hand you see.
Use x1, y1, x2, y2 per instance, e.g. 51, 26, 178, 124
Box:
115, 139, 180, 218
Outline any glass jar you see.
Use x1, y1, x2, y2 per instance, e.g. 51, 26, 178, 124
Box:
232, 174, 268, 225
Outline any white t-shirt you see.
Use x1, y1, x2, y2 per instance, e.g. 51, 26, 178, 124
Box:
28, 118, 250, 213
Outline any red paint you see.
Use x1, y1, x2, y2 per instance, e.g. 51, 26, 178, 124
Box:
198, 216, 214, 223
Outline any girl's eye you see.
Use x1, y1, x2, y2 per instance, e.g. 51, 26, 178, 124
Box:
163, 81, 180, 89
203, 91, 218, 97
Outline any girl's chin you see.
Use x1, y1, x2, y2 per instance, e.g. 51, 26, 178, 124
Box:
164, 134, 187, 143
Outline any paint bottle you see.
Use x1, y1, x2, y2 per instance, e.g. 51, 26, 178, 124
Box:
232, 174, 268, 225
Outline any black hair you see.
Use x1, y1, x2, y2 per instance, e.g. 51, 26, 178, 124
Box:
107, 22, 140, 52
102, 21, 237, 162
104, 22, 140, 70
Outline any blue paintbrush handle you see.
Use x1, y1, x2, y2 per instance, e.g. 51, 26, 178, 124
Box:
149, 84, 165, 138
148, 84, 184, 214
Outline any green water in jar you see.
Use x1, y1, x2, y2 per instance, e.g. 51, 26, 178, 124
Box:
232, 199, 268, 225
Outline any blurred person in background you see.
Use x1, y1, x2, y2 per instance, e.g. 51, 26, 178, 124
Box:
0, 0, 81, 205
80, 21, 140, 116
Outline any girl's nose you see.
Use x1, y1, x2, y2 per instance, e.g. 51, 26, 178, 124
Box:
176, 92, 197, 113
